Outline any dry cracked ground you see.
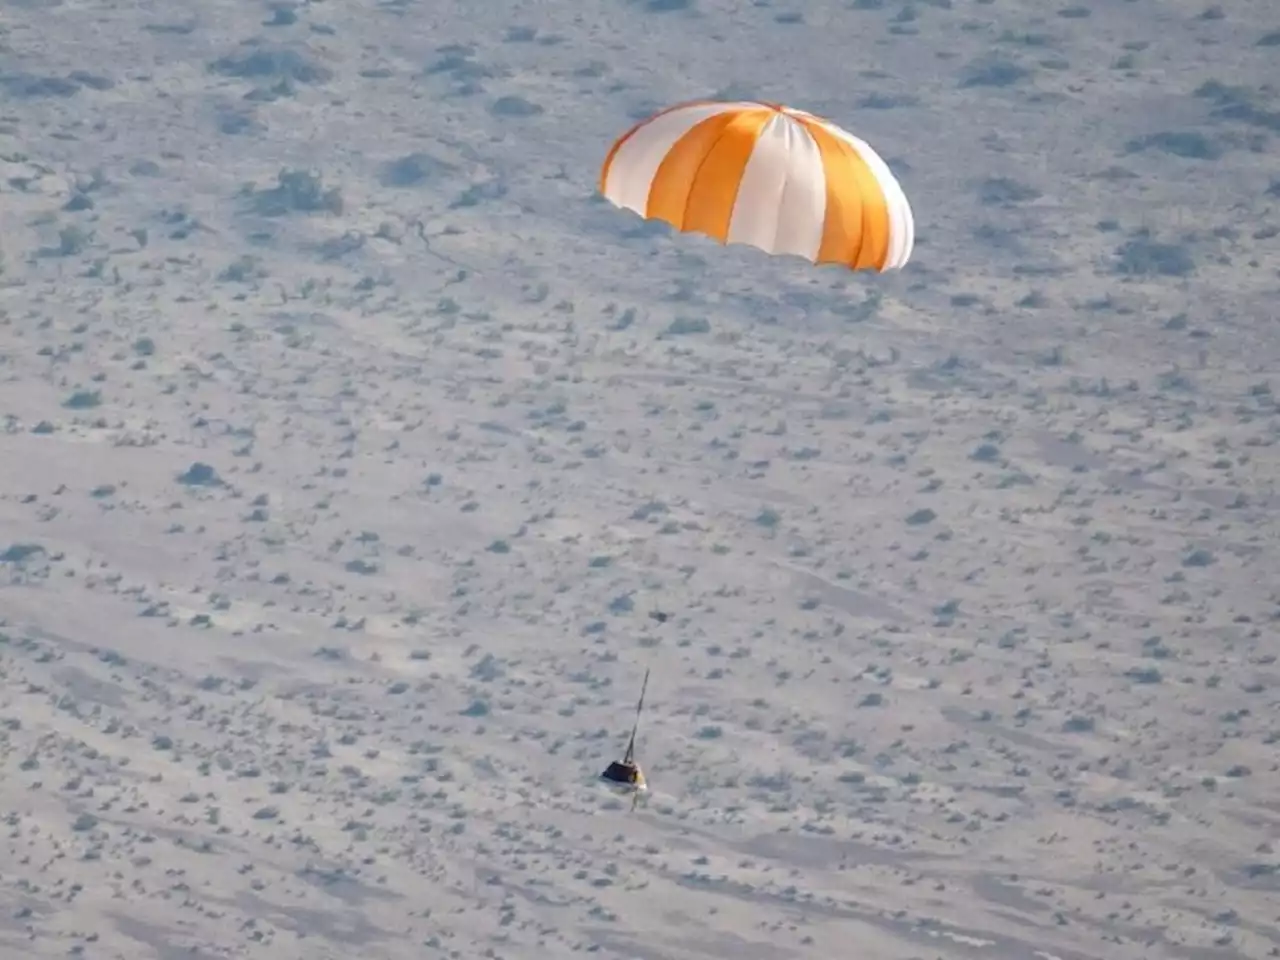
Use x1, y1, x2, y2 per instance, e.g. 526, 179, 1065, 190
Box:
1, 0, 1279, 958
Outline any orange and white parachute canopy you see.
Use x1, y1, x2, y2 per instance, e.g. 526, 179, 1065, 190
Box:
600, 100, 914, 273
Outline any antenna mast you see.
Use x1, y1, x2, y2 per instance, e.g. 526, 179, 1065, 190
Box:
622, 668, 649, 765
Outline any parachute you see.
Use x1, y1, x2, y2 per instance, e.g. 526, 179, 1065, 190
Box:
600, 99, 914, 273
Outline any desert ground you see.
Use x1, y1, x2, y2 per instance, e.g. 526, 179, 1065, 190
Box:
1, 0, 1278, 957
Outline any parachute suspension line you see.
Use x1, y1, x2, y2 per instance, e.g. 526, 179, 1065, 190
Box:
623, 667, 649, 766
